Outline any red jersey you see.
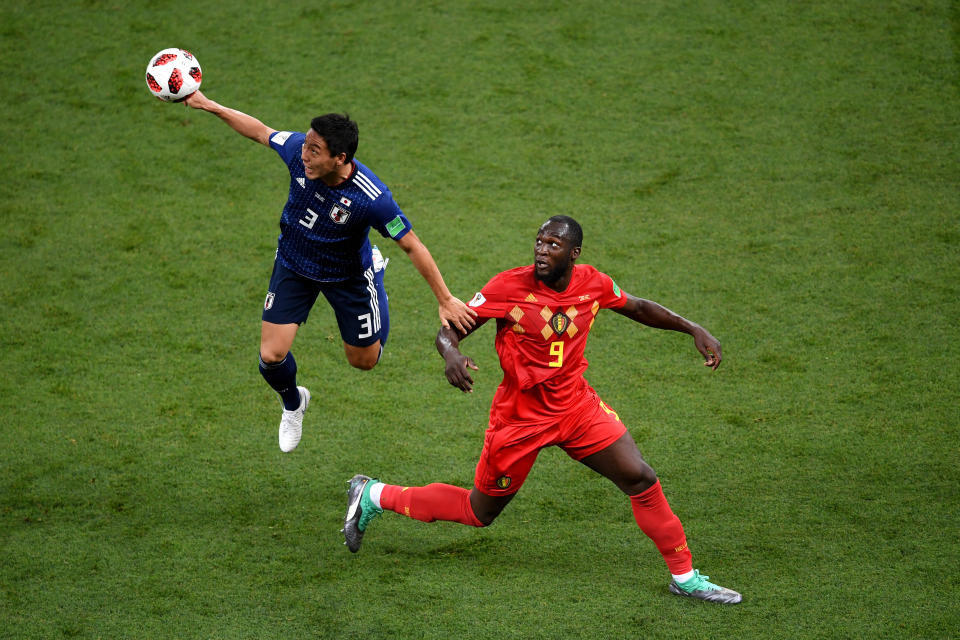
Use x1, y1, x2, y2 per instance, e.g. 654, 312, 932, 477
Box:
467, 263, 627, 425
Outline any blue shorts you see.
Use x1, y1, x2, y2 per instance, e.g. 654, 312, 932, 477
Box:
262, 259, 389, 348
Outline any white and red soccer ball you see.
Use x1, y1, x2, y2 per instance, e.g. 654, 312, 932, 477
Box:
145, 48, 202, 102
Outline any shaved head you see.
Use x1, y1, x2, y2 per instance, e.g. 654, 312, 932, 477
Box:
541, 215, 583, 250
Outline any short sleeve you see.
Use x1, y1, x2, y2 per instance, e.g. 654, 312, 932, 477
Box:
269, 130, 304, 165
595, 269, 628, 310
467, 272, 516, 319
369, 200, 411, 241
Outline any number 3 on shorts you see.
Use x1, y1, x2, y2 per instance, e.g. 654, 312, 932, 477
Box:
358, 313, 373, 340
548, 341, 564, 368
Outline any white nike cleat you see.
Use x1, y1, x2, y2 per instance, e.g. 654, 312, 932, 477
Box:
278, 386, 310, 452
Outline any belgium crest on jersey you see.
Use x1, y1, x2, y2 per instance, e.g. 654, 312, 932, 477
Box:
549, 310, 571, 336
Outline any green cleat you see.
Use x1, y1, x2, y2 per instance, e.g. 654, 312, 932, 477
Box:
342, 474, 382, 553
669, 570, 742, 604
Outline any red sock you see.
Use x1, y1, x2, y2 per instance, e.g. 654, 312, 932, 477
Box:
630, 480, 693, 575
380, 483, 484, 527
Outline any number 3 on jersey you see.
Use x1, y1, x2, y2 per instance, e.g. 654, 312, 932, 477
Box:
299, 208, 319, 229
548, 341, 564, 368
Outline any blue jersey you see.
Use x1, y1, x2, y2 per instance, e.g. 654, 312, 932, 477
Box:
268, 130, 413, 282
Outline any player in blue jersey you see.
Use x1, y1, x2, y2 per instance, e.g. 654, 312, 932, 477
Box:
183, 90, 477, 452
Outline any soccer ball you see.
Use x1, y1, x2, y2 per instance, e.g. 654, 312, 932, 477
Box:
145, 48, 202, 102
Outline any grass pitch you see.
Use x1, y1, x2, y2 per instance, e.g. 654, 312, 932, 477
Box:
1, 1, 958, 638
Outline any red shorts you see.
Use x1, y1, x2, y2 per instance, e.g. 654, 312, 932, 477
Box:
473, 389, 627, 496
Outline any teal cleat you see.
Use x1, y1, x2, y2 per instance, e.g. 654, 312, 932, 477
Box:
342, 474, 382, 553
669, 570, 742, 604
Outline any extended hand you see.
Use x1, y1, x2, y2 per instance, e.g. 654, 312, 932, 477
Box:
183, 89, 207, 108
445, 354, 479, 393
693, 328, 723, 370
439, 296, 478, 334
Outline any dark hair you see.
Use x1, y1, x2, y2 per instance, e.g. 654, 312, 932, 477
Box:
545, 215, 583, 249
310, 113, 359, 162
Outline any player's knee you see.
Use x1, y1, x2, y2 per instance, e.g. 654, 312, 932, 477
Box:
472, 509, 497, 527
622, 463, 658, 495
346, 353, 379, 370
344, 342, 381, 370
469, 499, 505, 527
260, 347, 288, 364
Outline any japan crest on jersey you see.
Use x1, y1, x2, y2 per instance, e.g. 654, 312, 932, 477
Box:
329, 205, 350, 224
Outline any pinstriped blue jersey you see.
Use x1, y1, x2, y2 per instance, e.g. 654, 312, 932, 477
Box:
268, 130, 412, 282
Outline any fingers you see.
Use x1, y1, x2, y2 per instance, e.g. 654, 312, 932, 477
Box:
446, 359, 478, 392
703, 350, 722, 370
711, 342, 723, 361
444, 315, 471, 334
694, 332, 722, 371
450, 372, 473, 393
452, 309, 477, 331
439, 307, 459, 331
440, 299, 478, 332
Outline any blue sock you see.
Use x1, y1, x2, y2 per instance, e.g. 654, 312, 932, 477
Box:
259, 352, 302, 410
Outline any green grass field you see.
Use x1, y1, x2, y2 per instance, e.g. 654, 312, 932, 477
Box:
1, 0, 958, 637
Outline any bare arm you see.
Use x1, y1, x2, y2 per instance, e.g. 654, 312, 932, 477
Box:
435, 320, 488, 392
395, 230, 478, 333
183, 90, 275, 146
613, 292, 723, 370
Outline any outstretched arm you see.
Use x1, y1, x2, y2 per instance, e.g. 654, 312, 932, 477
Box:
395, 230, 478, 333
436, 320, 488, 392
184, 90, 275, 146
613, 293, 722, 370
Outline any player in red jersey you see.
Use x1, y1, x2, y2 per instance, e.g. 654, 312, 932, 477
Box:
342, 216, 741, 604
